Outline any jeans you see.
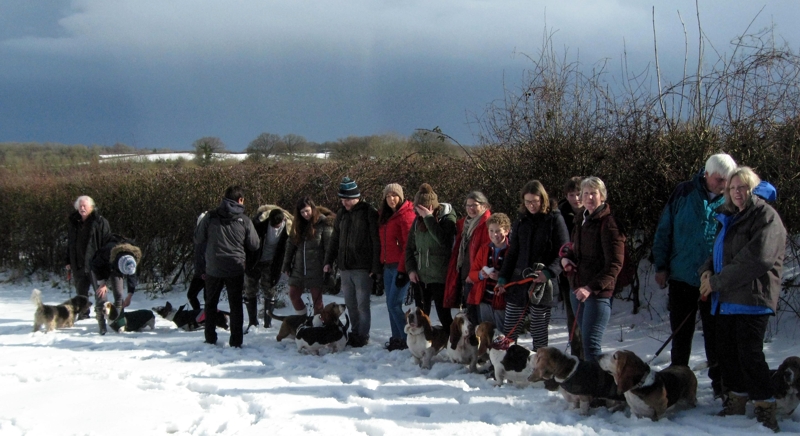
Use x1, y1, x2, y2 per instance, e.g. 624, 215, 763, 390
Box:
92, 271, 124, 322
570, 292, 611, 363
205, 274, 244, 347
383, 265, 409, 340
478, 303, 505, 330
341, 269, 372, 339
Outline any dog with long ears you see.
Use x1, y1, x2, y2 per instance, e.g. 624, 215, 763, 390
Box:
446, 312, 480, 372
269, 302, 345, 342
598, 349, 697, 421
31, 289, 92, 333
771, 356, 800, 416
295, 313, 350, 355
476, 321, 534, 386
530, 347, 625, 415
404, 307, 448, 369
103, 302, 156, 332
152, 301, 230, 331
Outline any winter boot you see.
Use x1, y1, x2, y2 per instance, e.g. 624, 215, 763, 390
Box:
718, 392, 748, 416
263, 297, 277, 328
754, 400, 780, 432
243, 298, 258, 334
97, 318, 107, 336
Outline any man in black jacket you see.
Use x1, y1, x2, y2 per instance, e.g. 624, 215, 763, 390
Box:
195, 186, 260, 348
324, 177, 380, 347
65, 195, 111, 323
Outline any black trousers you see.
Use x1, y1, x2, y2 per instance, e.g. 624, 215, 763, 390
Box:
716, 313, 773, 400
414, 281, 453, 331
187, 274, 205, 311
73, 271, 93, 317
668, 280, 719, 391
205, 274, 244, 347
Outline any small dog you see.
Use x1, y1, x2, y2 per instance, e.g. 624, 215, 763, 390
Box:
295, 314, 350, 355
31, 289, 92, 333
152, 301, 230, 331
269, 302, 346, 342
772, 356, 800, 416
446, 312, 480, 372
598, 349, 697, 421
404, 307, 449, 369
475, 322, 533, 386
103, 302, 156, 332
530, 347, 626, 415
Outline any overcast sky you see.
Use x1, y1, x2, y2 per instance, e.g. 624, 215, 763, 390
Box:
1, 1, 798, 151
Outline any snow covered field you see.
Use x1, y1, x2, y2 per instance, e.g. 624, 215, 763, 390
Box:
2, 272, 799, 435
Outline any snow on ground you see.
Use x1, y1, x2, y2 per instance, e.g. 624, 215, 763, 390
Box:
1, 270, 799, 436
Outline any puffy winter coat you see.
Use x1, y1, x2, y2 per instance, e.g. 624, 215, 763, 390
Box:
652, 169, 725, 287
324, 200, 381, 275
499, 209, 569, 306
91, 236, 141, 294
467, 242, 507, 309
247, 204, 292, 286
379, 199, 415, 273
699, 195, 786, 313
404, 203, 457, 285
283, 207, 335, 289
571, 204, 625, 299
66, 210, 111, 273
444, 209, 491, 308
195, 198, 260, 278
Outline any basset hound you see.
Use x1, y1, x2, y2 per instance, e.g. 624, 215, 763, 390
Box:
529, 346, 625, 415
771, 356, 800, 416
446, 312, 480, 372
404, 307, 449, 369
598, 349, 697, 421
476, 321, 533, 386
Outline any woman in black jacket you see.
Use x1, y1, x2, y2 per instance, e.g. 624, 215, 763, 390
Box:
496, 180, 568, 351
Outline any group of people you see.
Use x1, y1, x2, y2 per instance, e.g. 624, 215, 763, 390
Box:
66, 153, 787, 431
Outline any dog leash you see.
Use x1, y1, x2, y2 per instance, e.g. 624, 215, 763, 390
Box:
66, 268, 74, 298
566, 301, 582, 353
648, 296, 702, 364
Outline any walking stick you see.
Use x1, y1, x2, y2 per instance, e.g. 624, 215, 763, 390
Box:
66, 268, 74, 298
648, 297, 702, 364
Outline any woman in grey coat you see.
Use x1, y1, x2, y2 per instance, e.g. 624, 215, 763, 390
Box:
699, 166, 786, 432
282, 197, 334, 315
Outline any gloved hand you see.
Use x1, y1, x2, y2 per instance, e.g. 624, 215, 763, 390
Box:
395, 271, 410, 288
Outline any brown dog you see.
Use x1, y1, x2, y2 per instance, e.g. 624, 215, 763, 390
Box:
270, 302, 346, 342
404, 307, 448, 369
530, 347, 625, 415
446, 312, 480, 372
599, 349, 697, 421
772, 356, 800, 416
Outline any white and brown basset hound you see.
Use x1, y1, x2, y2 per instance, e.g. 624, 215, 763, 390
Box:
599, 349, 697, 421
404, 307, 448, 369
446, 312, 480, 372
529, 347, 626, 415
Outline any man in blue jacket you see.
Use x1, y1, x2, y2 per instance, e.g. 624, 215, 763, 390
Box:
652, 153, 735, 397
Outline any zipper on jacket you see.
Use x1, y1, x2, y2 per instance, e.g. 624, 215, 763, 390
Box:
303, 241, 307, 276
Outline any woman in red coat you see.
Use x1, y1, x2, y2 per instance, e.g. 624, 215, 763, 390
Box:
444, 191, 491, 325
379, 183, 416, 351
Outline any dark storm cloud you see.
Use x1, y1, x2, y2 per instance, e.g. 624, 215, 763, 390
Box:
1, 1, 798, 150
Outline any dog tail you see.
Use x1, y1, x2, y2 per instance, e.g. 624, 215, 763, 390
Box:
267, 308, 290, 321
31, 289, 43, 307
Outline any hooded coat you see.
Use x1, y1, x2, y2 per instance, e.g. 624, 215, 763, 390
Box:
444, 209, 491, 308
66, 209, 111, 273
283, 206, 336, 289
324, 200, 381, 275
246, 204, 293, 286
379, 199, 416, 273
404, 203, 457, 284
195, 198, 260, 278
91, 236, 141, 293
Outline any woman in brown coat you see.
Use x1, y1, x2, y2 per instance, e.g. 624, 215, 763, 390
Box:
562, 177, 624, 363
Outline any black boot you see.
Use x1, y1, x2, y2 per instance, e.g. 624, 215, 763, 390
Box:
97, 318, 107, 336
263, 297, 276, 328
243, 298, 258, 334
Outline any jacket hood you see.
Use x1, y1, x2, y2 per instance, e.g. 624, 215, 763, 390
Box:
317, 206, 336, 226
216, 198, 245, 219
254, 204, 294, 235
110, 243, 142, 264
438, 202, 454, 218
753, 181, 777, 202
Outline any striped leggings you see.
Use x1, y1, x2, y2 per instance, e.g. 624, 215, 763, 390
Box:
503, 302, 551, 351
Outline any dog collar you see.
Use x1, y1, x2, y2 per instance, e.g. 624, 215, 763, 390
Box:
634, 369, 656, 389
491, 335, 514, 351
554, 355, 581, 383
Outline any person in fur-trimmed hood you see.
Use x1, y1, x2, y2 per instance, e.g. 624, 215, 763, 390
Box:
244, 204, 293, 329
90, 235, 142, 335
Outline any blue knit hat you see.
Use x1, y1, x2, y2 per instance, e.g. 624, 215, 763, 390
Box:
338, 177, 361, 198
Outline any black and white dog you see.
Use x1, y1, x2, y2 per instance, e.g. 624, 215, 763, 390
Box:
296, 313, 350, 355
103, 302, 156, 332
152, 301, 230, 331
